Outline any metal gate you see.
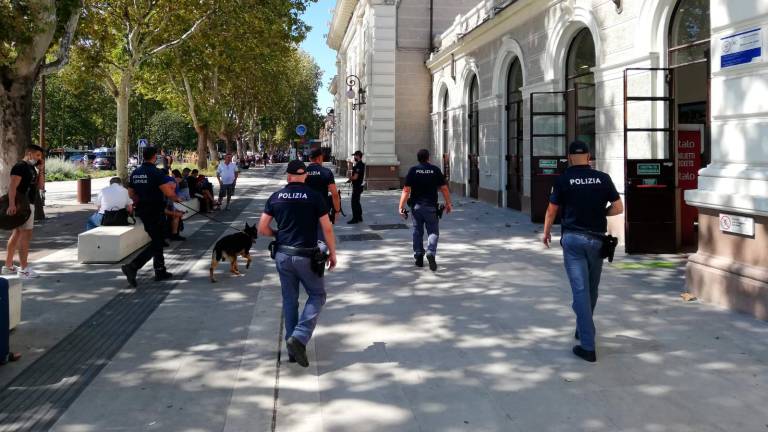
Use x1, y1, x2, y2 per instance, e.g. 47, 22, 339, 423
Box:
530, 91, 568, 223
623, 68, 677, 253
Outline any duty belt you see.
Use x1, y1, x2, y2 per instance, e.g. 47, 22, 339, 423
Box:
276, 245, 317, 257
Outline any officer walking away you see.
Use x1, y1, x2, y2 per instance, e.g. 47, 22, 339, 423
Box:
305, 148, 342, 227
122, 147, 181, 287
347, 150, 365, 224
542, 140, 623, 363
398, 149, 452, 271
258, 160, 337, 368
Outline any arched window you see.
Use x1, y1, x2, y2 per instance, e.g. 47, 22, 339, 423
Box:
441, 89, 451, 182
468, 75, 480, 198
669, 0, 710, 67
566, 28, 596, 156
506, 59, 523, 209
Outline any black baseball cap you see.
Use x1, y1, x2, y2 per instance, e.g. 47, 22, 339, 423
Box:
352, 150, 363, 157
309, 148, 323, 159
568, 140, 590, 155
286, 160, 307, 175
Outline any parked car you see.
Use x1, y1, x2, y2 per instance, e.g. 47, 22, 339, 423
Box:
92, 156, 116, 170
68, 153, 96, 165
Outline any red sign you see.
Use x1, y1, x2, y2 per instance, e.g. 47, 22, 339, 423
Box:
677, 130, 701, 190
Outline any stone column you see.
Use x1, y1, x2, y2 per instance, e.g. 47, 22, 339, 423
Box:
685, 1, 768, 320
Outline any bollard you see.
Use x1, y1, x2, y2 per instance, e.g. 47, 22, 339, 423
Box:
77, 177, 91, 204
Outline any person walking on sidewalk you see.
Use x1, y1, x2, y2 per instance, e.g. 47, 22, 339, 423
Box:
398, 149, 452, 271
122, 147, 181, 287
305, 148, 342, 228
3, 144, 45, 280
542, 140, 624, 363
216, 153, 239, 211
258, 160, 337, 368
347, 150, 365, 224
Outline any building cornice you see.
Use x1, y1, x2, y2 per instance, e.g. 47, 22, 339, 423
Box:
327, 0, 359, 50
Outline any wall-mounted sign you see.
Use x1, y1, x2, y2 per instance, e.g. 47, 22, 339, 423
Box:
538, 159, 557, 169
721, 28, 763, 69
719, 213, 755, 237
637, 163, 660, 175
677, 129, 702, 190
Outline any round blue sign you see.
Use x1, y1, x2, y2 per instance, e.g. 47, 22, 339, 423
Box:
295, 124, 307, 137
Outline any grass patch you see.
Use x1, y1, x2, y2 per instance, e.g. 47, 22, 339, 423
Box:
613, 261, 679, 270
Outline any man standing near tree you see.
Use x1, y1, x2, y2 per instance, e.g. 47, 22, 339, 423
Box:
216, 153, 239, 211
3, 145, 45, 280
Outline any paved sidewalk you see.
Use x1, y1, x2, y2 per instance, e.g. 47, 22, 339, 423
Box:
0, 167, 765, 432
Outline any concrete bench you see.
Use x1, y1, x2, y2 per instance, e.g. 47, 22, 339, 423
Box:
8, 278, 21, 330
78, 222, 150, 263
174, 199, 199, 220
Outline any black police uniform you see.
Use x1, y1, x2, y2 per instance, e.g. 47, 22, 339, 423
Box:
350, 159, 365, 222
549, 164, 620, 354
404, 162, 446, 258
126, 162, 170, 277
264, 182, 329, 362
305, 162, 336, 223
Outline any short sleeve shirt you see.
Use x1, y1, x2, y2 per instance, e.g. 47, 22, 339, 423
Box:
217, 162, 239, 185
10, 162, 37, 202
128, 162, 167, 213
549, 165, 620, 233
264, 183, 329, 248
98, 184, 133, 214
351, 161, 365, 186
405, 163, 446, 206
305, 163, 336, 198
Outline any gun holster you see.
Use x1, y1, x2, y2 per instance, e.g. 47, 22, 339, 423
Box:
268, 241, 278, 260
436, 204, 446, 219
310, 248, 329, 278
600, 235, 619, 263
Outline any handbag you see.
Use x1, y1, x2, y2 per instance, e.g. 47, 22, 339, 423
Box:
0, 194, 32, 230
101, 208, 134, 226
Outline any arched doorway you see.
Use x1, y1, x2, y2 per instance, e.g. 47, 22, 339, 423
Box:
441, 89, 451, 184
506, 59, 524, 210
565, 28, 596, 155
468, 75, 480, 199
670, 0, 710, 249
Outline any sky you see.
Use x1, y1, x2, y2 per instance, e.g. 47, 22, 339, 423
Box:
299, 0, 337, 113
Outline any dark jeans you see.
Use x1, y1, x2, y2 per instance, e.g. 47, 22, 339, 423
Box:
129, 212, 166, 273
351, 184, 363, 221
412, 204, 440, 257
0, 278, 9, 361
562, 232, 603, 351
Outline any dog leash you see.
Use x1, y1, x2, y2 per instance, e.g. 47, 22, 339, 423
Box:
175, 200, 247, 234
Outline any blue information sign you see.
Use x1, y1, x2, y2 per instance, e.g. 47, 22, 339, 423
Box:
721, 28, 763, 68
295, 124, 307, 137
138, 139, 148, 147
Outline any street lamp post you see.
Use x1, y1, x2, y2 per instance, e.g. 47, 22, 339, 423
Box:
346, 75, 366, 111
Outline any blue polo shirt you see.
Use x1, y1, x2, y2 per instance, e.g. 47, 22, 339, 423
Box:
304, 163, 336, 199
264, 183, 329, 248
404, 163, 446, 206
550, 165, 620, 234
128, 162, 167, 214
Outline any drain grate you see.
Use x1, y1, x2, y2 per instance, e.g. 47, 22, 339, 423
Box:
337, 233, 383, 242
0, 169, 279, 432
368, 224, 409, 231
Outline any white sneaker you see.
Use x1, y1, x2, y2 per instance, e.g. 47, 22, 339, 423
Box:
1, 266, 18, 275
18, 268, 39, 279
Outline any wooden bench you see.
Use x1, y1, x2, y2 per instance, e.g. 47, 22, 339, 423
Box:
78, 222, 151, 263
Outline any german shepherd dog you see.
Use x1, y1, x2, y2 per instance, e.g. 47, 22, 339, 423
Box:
210, 223, 258, 283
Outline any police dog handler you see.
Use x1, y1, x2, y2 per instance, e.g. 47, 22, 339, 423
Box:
542, 140, 623, 363
399, 149, 452, 271
258, 160, 337, 368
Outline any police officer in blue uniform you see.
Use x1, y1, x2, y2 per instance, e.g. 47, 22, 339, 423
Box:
399, 149, 453, 271
122, 147, 181, 287
305, 148, 342, 226
542, 140, 624, 363
258, 160, 337, 368
347, 150, 365, 224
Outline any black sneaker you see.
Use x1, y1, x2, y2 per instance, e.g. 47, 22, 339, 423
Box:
426, 254, 437, 271
572, 346, 597, 363
286, 336, 309, 367
122, 264, 138, 287
415, 255, 424, 267
154, 271, 173, 282
287, 354, 297, 363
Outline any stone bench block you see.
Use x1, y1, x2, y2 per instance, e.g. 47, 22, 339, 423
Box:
78, 223, 150, 264
9, 279, 21, 330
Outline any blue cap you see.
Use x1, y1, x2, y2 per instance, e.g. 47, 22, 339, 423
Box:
568, 140, 590, 155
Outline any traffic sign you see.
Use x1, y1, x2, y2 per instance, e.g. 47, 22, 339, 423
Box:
295, 124, 307, 137
138, 139, 148, 147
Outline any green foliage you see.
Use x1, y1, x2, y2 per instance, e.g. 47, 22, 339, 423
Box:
148, 111, 195, 150
44, 157, 116, 182
0, 0, 81, 67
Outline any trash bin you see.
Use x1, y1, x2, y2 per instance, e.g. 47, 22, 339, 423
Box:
77, 177, 91, 204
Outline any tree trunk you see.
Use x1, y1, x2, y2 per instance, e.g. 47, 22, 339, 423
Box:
0, 78, 36, 193
115, 72, 132, 179
207, 135, 217, 163
195, 124, 208, 170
